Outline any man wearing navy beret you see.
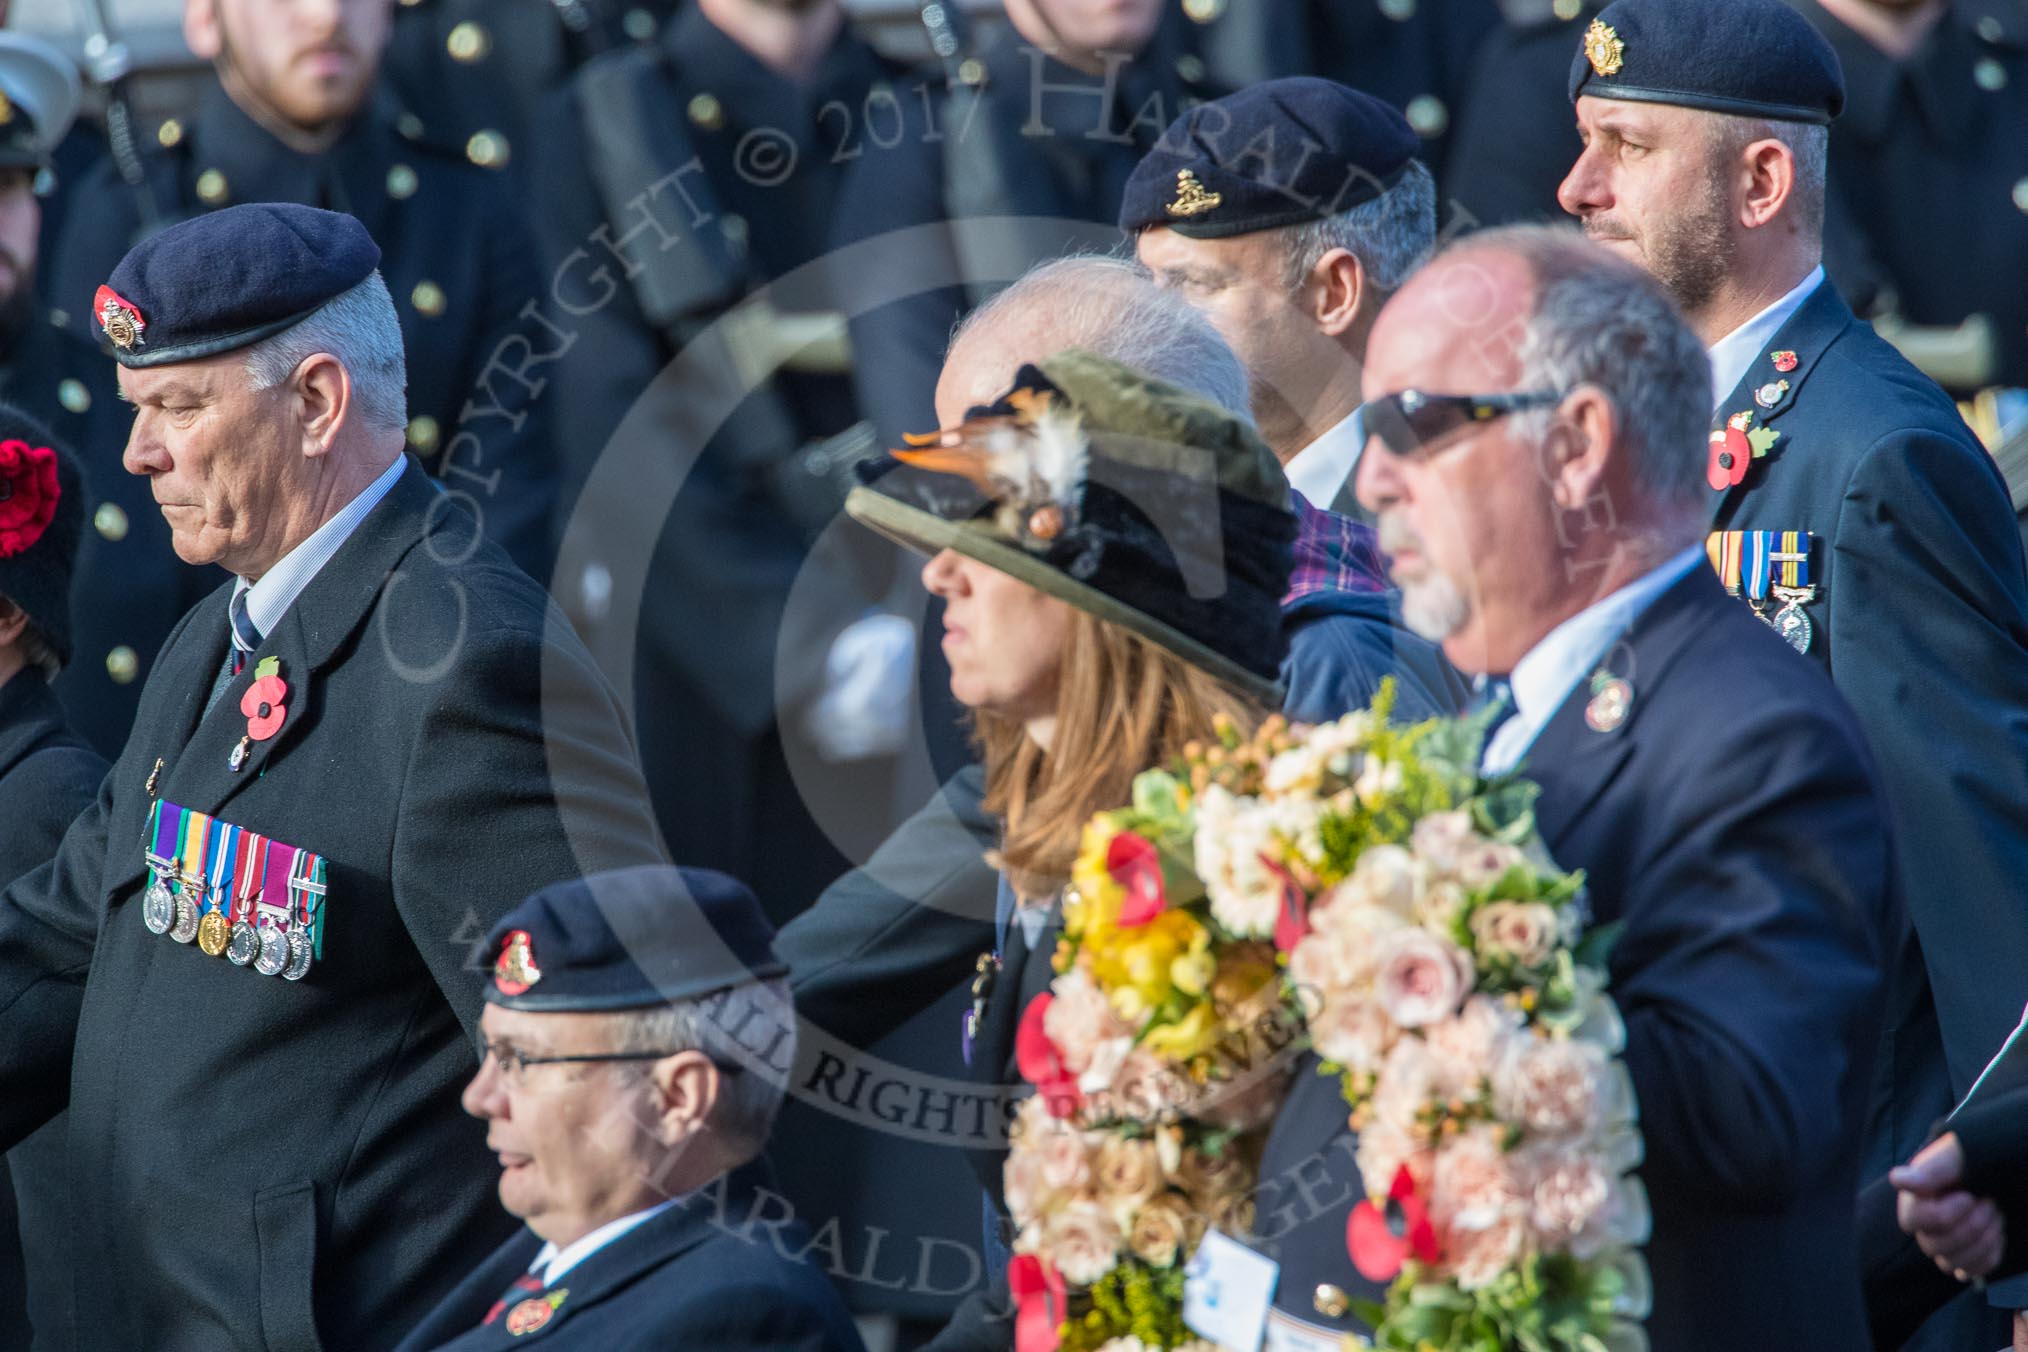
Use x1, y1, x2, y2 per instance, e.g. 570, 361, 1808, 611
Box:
0, 203, 665, 1350
397, 865, 865, 1351
1557, 1, 2028, 1347
1122, 76, 1434, 522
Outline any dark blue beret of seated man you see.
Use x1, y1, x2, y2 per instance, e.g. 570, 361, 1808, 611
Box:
89, 202, 383, 368
1118, 75, 1422, 240
1568, 0, 1846, 125
394, 866, 866, 1351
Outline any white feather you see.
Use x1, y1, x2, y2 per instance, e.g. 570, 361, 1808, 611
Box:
1024, 405, 1088, 508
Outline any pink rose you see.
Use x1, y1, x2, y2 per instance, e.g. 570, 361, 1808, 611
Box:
1493, 1035, 1607, 1139
1410, 810, 1476, 874
1339, 844, 1422, 919
1126, 1193, 1198, 1268
1422, 995, 1522, 1101
1470, 901, 1560, 967
1004, 1137, 1052, 1228
1045, 969, 1131, 1075
1037, 1121, 1093, 1193
1092, 1136, 1164, 1216
1375, 928, 1474, 1028
1044, 1200, 1123, 1286
1443, 1207, 1528, 1291
1431, 1124, 1524, 1231
1455, 839, 1527, 890
1309, 992, 1396, 1074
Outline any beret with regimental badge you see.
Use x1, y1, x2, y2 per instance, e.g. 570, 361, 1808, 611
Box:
846, 349, 1294, 705
483, 865, 790, 1012
92, 203, 383, 368
1568, 0, 1845, 126
1119, 76, 1422, 240
0, 33, 80, 173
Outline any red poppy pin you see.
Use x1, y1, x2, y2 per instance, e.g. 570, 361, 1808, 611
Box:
240, 656, 288, 740
1706, 413, 1753, 491
93, 285, 146, 350
1772, 349, 1798, 373
1347, 1163, 1441, 1282
0, 440, 59, 558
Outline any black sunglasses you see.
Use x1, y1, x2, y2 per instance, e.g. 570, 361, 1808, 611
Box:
1353, 389, 1566, 460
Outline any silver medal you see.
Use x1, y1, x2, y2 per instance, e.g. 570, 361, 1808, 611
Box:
281, 929, 313, 982
1773, 602, 1812, 653
142, 878, 176, 935
226, 920, 261, 967
168, 894, 200, 943
254, 927, 291, 977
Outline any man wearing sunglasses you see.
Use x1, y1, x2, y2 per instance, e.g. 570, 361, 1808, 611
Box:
397, 864, 865, 1352
1348, 224, 1897, 1352
1557, 3, 2028, 1347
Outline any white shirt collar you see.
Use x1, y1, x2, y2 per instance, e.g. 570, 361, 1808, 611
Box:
527, 1198, 681, 1289
230, 456, 406, 647
1481, 545, 1706, 775
1706, 266, 1824, 414
1282, 408, 1364, 510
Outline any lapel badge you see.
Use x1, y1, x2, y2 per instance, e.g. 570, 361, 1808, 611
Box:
494, 929, 542, 996
505, 1289, 566, 1336
1772, 350, 1799, 373
1584, 673, 1633, 734
1707, 411, 1754, 490
234, 656, 288, 771
1755, 378, 1790, 409
1165, 168, 1222, 218
1584, 19, 1626, 77
92, 285, 146, 350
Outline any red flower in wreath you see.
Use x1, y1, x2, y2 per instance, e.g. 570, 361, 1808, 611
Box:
1347, 1164, 1440, 1282
1107, 830, 1167, 927
0, 440, 59, 558
1014, 992, 1082, 1117
240, 673, 289, 740
1008, 1254, 1066, 1352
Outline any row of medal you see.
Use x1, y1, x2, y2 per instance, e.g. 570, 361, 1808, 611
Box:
1707, 528, 1816, 653
139, 800, 327, 981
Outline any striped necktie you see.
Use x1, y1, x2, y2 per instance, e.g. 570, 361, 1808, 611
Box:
228, 587, 262, 675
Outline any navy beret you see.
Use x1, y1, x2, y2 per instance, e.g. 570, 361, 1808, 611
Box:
1119, 77, 1422, 240
1568, 0, 1844, 126
483, 865, 789, 1013
93, 203, 382, 369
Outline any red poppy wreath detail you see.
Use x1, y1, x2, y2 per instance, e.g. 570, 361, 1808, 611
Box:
0, 440, 59, 558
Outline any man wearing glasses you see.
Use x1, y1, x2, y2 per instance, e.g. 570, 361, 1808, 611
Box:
397, 865, 865, 1352
1342, 223, 1897, 1352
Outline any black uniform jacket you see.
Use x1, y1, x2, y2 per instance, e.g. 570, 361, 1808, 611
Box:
0, 463, 664, 1350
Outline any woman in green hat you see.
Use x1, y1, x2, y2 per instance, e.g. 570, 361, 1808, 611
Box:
845, 346, 1298, 1348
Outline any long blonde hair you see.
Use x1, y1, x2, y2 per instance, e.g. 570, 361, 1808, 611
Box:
977, 608, 1267, 903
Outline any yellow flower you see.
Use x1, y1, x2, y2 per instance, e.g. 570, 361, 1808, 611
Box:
1143, 1000, 1221, 1061
1171, 947, 1216, 997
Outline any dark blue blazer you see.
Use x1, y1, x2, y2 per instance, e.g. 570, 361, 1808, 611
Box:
1251, 566, 1896, 1352
1707, 281, 2028, 1167
394, 1170, 867, 1352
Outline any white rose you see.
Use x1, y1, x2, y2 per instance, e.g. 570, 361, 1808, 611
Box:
1432, 1124, 1525, 1232
1045, 1200, 1124, 1286
1455, 838, 1528, 890
1444, 1207, 1528, 1291
1004, 1137, 1052, 1227
1414, 878, 1470, 934
1354, 755, 1404, 807
1037, 1120, 1093, 1193
1410, 810, 1477, 874
1193, 785, 1286, 939
1265, 743, 1329, 796
1422, 994, 1522, 1101
1492, 1035, 1607, 1139
1309, 991, 1396, 1073
1340, 844, 1422, 919
1470, 901, 1561, 967
1369, 1036, 1439, 1135
1374, 927, 1475, 1028
1046, 968, 1131, 1074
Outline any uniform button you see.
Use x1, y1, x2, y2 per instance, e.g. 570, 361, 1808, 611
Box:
687, 93, 724, 131
1975, 58, 2008, 91
94, 502, 128, 540
1978, 15, 2005, 43
465, 130, 508, 169
156, 117, 183, 148
387, 163, 419, 199
195, 168, 229, 204
58, 378, 90, 414
622, 8, 657, 42
1553, 0, 1584, 18
1314, 1283, 1350, 1319
1176, 54, 1206, 84
106, 646, 138, 685
48, 308, 67, 330
406, 415, 441, 453
958, 58, 986, 87
721, 213, 749, 252
1379, 0, 1416, 19
446, 21, 490, 63
1182, 0, 1225, 20
399, 0, 423, 7
2014, 178, 2028, 214
411, 280, 447, 317
1407, 94, 1449, 138
397, 112, 425, 140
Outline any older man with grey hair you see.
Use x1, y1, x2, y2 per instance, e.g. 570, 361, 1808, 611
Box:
1121, 77, 1437, 519
0, 204, 665, 1351
1268, 222, 1895, 1352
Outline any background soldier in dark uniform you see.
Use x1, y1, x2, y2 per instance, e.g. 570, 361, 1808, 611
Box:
0, 204, 663, 1351
0, 32, 208, 761
50, 0, 558, 580
1559, 3, 2028, 1345
0, 414, 102, 1352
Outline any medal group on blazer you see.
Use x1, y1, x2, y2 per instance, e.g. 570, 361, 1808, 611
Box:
1707, 528, 1817, 653
140, 798, 327, 980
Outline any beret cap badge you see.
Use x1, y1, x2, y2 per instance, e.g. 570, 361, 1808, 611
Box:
93, 285, 145, 350
1165, 168, 1223, 218
493, 929, 542, 996
1584, 19, 1626, 77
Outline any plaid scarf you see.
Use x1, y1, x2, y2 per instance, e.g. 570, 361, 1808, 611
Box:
1283, 492, 1390, 605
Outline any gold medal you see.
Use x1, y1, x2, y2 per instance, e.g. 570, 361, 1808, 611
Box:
197, 909, 231, 956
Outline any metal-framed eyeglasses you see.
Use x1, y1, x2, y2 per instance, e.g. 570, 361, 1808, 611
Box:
475, 1037, 746, 1086
1353, 389, 1567, 461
